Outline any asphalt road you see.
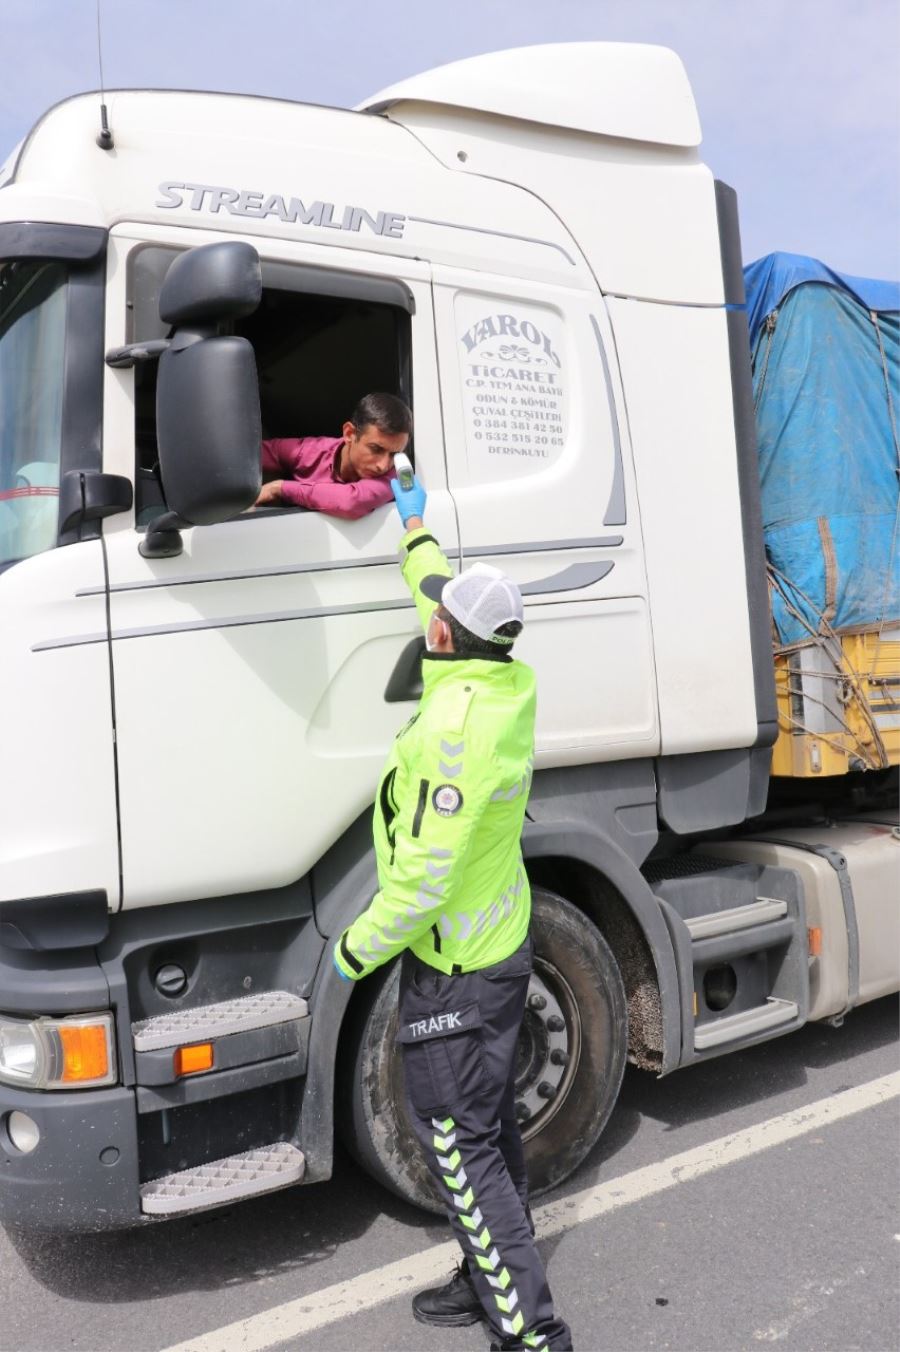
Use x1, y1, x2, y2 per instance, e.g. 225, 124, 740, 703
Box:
2, 996, 897, 1352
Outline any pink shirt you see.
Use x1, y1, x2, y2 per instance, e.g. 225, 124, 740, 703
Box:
260, 436, 395, 521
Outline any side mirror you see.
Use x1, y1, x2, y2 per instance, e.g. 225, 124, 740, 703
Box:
156, 336, 261, 524
141, 242, 263, 558
159, 239, 262, 328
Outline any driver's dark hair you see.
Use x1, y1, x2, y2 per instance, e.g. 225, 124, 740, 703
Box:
439, 606, 522, 660
351, 392, 412, 437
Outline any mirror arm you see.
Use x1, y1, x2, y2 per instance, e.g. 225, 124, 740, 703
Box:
138, 510, 190, 560
106, 329, 210, 368
105, 339, 171, 370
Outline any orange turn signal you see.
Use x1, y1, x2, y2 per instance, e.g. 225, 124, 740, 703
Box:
808, 926, 823, 957
58, 1022, 111, 1084
174, 1043, 214, 1076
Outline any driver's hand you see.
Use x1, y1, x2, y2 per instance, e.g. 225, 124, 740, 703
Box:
255, 480, 284, 506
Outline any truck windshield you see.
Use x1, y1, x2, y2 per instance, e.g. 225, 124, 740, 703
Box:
0, 259, 67, 569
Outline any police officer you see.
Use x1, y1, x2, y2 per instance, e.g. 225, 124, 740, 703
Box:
333, 475, 573, 1352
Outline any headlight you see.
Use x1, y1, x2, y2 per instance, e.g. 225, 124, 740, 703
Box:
0, 1013, 116, 1089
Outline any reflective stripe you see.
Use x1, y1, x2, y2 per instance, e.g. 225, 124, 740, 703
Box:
410, 844, 456, 915
435, 866, 526, 943
437, 736, 465, 779
428, 1115, 545, 1347
393, 906, 420, 933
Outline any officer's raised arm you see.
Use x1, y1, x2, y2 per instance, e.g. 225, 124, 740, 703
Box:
390, 473, 455, 633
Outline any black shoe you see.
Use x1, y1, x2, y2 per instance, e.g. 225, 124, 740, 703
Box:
412, 1262, 483, 1328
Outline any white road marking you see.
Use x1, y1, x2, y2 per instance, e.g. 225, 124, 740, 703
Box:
161, 1071, 900, 1352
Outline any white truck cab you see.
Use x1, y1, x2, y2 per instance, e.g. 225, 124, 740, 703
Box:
0, 43, 896, 1231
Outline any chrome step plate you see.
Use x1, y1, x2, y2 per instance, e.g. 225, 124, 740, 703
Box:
132, 990, 308, 1052
140, 1142, 305, 1216
685, 897, 788, 941
694, 997, 798, 1050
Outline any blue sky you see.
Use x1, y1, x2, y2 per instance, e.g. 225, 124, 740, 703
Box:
2, 0, 898, 277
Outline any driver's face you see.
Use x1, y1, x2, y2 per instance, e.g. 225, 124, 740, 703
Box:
342, 421, 409, 479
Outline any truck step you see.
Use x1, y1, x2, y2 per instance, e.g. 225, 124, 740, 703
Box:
694, 997, 798, 1051
132, 990, 308, 1052
684, 897, 788, 941
140, 1142, 305, 1215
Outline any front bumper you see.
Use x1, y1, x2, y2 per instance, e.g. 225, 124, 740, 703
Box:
0, 1083, 140, 1231
0, 882, 324, 1231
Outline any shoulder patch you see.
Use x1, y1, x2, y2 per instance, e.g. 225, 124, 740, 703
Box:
432, 784, 464, 817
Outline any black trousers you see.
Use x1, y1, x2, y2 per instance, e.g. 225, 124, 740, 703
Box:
399, 939, 571, 1350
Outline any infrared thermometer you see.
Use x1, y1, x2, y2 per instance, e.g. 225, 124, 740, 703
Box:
394, 451, 415, 491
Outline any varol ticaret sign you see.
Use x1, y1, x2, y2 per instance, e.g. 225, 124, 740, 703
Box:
455, 295, 567, 482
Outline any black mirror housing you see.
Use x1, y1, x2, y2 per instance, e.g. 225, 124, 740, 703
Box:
157, 336, 261, 525
150, 241, 263, 536
159, 240, 262, 327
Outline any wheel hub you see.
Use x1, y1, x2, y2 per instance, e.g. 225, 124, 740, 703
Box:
514, 961, 580, 1139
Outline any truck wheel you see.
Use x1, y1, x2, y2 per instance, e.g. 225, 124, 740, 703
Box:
337, 887, 628, 1212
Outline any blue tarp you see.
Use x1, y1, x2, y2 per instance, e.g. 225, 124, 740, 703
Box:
744, 253, 899, 647
744, 252, 900, 349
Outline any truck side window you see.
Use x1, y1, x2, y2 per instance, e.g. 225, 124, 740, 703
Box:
127, 247, 413, 523
0, 259, 68, 568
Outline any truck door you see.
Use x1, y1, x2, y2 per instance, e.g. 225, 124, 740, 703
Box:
102, 226, 456, 909
432, 269, 659, 764
0, 236, 120, 910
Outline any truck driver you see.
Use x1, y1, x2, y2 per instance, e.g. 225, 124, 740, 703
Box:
253, 391, 411, 519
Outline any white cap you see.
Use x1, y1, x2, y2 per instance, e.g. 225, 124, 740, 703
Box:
420, 563, 524, 645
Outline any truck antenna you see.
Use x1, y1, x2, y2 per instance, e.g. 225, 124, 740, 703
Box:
95, 0, 114, 150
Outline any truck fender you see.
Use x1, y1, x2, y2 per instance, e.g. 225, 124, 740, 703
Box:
522, 817, 682, 1073
300, 821, 379, 1182
298, 935, 361, 1183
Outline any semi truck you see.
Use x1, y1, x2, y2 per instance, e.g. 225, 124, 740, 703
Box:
0, 42, 897, 1231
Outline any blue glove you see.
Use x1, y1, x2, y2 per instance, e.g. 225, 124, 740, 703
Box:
333, 951, 353, 982
391, 474, 427, 525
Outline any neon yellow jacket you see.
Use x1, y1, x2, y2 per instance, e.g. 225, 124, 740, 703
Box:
334, 527, 535, 979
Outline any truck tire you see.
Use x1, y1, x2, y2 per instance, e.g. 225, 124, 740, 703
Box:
337, 887, 628, 1212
